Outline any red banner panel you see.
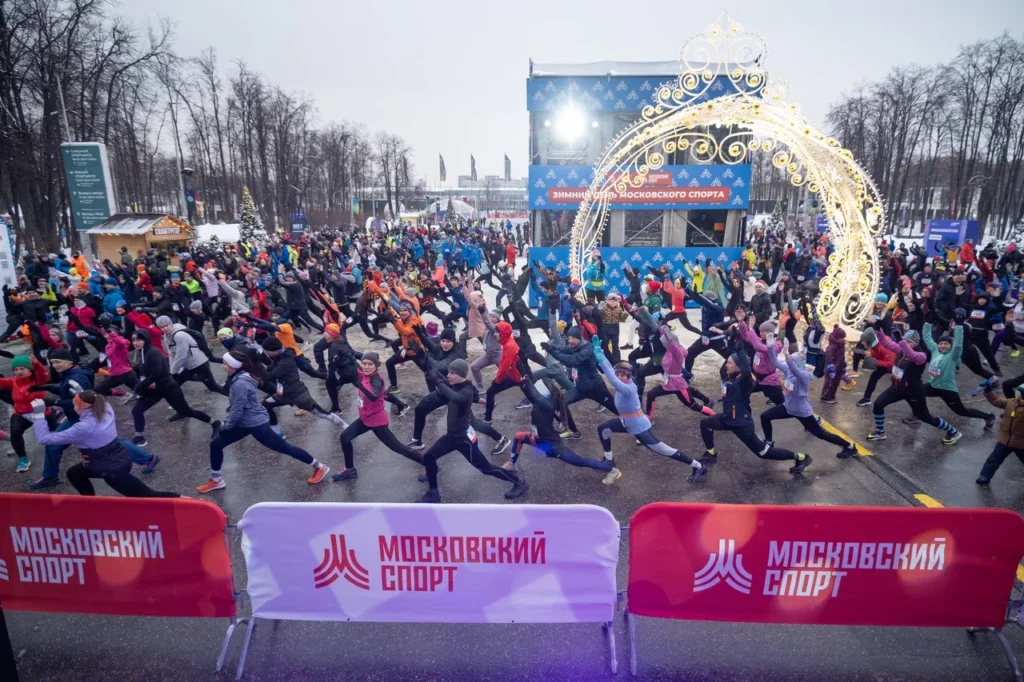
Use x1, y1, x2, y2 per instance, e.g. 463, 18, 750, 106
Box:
0, 493, 235, 618
627, 502, 1024, 628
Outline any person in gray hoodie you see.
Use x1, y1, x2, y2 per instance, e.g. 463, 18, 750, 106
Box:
156, 316, 223, 400
760, 342, 856, 458
198, 350, 328, 493
470, 306, 504, 390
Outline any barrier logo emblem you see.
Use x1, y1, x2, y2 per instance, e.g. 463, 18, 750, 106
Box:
693, 539, 752, 594
313, 535, 370, 590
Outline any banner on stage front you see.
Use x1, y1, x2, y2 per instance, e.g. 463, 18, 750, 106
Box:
240, 502, 620, 623
0, 493, 235, 617
627, 502, 1024, 628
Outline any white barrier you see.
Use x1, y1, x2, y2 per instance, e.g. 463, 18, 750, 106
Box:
234, 502, 621, 677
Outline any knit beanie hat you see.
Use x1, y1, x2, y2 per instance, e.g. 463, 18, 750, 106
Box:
759, 320, 777, 334
440, 328, 456, 342
448, 358, 470, 378
261, 337, 283, 352
10, 355, 31, 370
566, 326, 582, 339
324, 323, 341, 337
216, 328, 234, 338
361, 352, 380, 367
155, 315, 173, 327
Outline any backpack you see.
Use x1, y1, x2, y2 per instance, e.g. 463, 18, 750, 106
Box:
177, 327, 211, 355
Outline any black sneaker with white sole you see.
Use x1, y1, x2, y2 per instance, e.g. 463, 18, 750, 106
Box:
688, 463, 709, 483
789, 454, 812, 474
407, 438, 424, 450
491, 436, 512, 456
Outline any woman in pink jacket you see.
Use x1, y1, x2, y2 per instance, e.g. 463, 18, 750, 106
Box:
332, 352, 424, 481
740, 319, 785, 406
94, 327, 139, 395
645, 324, 716, 418
467, 289, 487, 340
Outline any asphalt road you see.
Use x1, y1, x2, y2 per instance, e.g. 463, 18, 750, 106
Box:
2, 299, 1022, 681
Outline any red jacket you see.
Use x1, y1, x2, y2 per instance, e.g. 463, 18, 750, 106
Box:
505, 243, 518, 265
662, 279, 687, 313
494, 322, 522, 383
0, 358, 50, 415
870, 342, 896, 371
127, 310, 166, 357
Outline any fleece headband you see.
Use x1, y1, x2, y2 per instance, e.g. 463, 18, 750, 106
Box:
223, 354, 244, 369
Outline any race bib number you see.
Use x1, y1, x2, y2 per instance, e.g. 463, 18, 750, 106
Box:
993, 323, 1005, 331
797, 275, 805, 282
276, 382, 284, 396
40, 349, 48, 359
75, 330, 88, 338
701, 335, 709, 345
172, 304, 180, 311
891, 367, 905, 380
99, 353, 106, 363
783, 379, 794, 394
970, 310, 985, 319
720, 382, 728, 397
466, 425, 477, 442
357, 396, 364, 409
512, 329, 520, 338
869, 314, 880, 322
920, 278, 932, 286
928, 364, 942, 378
571, 369, 578, 382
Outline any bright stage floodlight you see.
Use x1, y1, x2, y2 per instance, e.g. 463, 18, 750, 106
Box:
554, 104, 586, 141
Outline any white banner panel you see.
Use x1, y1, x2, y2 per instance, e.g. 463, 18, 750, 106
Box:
239, 502, 620, 623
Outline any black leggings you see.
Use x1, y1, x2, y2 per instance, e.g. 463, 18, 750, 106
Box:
290, 308, 324, 333
752, 382, 785, 406
422, 433, 520, 490
925, 385, 992, 421
684, 339, 729, 373
760, 404, 849, 448
564, 383, 618, 414
386, 351, 418, 387
485, 377, 523, 421
263, 392, 331, 426
961, 345, 994, 381
699, 414, 797, 460
95, 371, 139, 395
645, 384, 705, 417
339, 418, 423, 469
861, 366, 890, 401
132, 383, 212, 433
175, 363, 224, 394
10, 412, 58, 459
973, 334, 1001, 374
872, 386, 952, 433
67, 463, 179, 498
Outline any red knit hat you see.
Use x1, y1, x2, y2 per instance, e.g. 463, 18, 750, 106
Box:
648, 281, 662, 292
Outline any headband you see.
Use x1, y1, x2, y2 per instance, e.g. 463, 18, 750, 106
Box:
223, 354, 243, 369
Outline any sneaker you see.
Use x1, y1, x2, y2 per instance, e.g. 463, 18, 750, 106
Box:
388, 386, 400, 395
501, 460, 517, 471
490, 436, 511, 456
395, 404, 410, 418
847, 372, 860, 379
132, 436, 148, 447
514, 397, 532, 409
328, 413, 348, 428
197, 477, 226, 494
976, 475, 990, 485
705, 398, 716, 409
294, 409, 307, 416
168, 412, 187, 422
417, 469, 428, 483
856, 398, 872, 407
822, 398, 838, 404
789, 454, 812, 474
688, 463, 709, 483
902, 416, 920, 425
5, 448, 13, 456
118, 393, 136, 405
1012, 350, 1021, 358
620, 343, 634, 350
943, 430, 962, 445
504, 478, 529, 500
602, 468, 622, 485
841, 380, 856, 391
560, 430, 583, 440
596, 405, 607, 413
331, 467, 358, 482
330, 408, 344, 417
407, 438, 425, 450
984, 416, 996, 431
418, 488, 440, 503
836, 446, 856, 459
29, 476, 60, 490
142, 454, 161, 474
307, 463, 330, 484
867, 430, 887, 441
699, 451, 718, 465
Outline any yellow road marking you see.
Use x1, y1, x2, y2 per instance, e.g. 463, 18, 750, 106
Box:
818, 418, 873, 456
1018, 565, 1024, 584
913, 494, 944, 508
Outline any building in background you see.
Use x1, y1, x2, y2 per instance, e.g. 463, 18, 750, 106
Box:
527, 60, 752, 247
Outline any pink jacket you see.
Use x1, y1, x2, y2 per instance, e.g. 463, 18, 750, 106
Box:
659, 328, 689, 392
356, 370, 389, 428
104, 331, 133, 376
467, 291, 486, 338
739, 322, 782, 386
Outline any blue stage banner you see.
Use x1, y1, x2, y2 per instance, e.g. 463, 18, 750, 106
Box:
527, 75, 739, 112
526, 246, 745, 307
529, 164, 750, 211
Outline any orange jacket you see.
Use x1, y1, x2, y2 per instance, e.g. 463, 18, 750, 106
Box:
392, 314, 424, 354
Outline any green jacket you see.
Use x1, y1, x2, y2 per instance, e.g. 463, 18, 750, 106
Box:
922, 323, 962, 392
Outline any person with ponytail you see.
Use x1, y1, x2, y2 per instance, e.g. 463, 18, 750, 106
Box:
198, 350, 329, 493
503, 377, 621, 485
28, 391, 177, 498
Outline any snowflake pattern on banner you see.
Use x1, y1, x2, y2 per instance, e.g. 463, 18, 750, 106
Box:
527, 76, 739, 112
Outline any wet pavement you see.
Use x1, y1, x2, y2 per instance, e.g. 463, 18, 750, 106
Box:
2, 303, 1023, 681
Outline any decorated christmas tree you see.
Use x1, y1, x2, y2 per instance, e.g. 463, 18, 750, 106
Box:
239, 186, 264, 244
767, 198, 784, 233
445, 197, 456, 225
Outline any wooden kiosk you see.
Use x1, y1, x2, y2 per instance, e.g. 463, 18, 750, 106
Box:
86, 213, 194, 262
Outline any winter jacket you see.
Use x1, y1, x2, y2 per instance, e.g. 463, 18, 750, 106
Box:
166, 324, 208, 374
767, 346, 813, 418
877, 330, 926, 393
719, 353, 754, 427
131, 329, 175, 393
494, 322, 523, 383
597, 355, 651, 433
355, 370, 389, 428
824, 325, 847, 374
922, 323, 962, 393
547, 339, 602, 392
0, 358, 50, 415
33, 404, 129, 476
984, 392, 1024, 449
104, 331, 134, 376
659, 328, 690, 392
739, 322, 782, 387
467, 291, 487, 338
223, 372, 270, 430
480, 310, 502, 360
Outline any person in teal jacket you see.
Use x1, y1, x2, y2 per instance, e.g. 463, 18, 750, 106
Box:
583, 249, 607, 304
920, 320, 995, 428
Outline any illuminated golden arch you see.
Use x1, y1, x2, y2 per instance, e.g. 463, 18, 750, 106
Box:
569, 14, 883, 327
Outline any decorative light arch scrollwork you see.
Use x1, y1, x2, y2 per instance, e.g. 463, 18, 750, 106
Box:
569, 13, 884, 327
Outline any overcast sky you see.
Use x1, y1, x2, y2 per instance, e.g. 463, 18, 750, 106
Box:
120, 0, 1023, 185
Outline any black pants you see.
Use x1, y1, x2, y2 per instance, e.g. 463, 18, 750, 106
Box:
422, 433, 519, 490
979, 442, 1024, 480
599, 324, 621, 363
861, 366, 890, 401
485, 377, 523, 421
684, 339, 729, 373
585, 289, 605, 304
175, 363, 224, 394
420, 303, 447, 323
645, 384, 705, 416
441, 310, 465, 328
760, 404, 849, 448
413, 391, 446, 441
96, 371, 140, 395
132, 383, 212, 433
925, 385, 992, 421
752, 382, 785, 406
10, 412, 58, 459
290, 308, 324, 333
699, 414, 797, 460
872, 386, 946, 430
973, 334, 1001, 374
263, 392, 330, 426
961, 345, 994, 381
340, 418, 423, 469
565, 383, 618, 415
386, 351, 418, 387
67, 463, 179, 498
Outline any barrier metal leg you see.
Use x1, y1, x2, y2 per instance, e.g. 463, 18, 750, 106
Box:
234, 617, 257, 680
603, 622, 618, 674
624, 611, 637, 676
966, 627, 1022, 682
0, 607, 18, 682
216, 617, 247, 672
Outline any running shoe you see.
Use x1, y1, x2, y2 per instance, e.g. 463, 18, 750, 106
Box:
417, 469, 428, 482
943, 430, 962, 445
501, 460, 517, 472
395, 404, 410, 418
976, 475, 990, 485
856, 398, 872, 407
197, 478, 226, 494
294, 409, 307, 416
419, 489, 441, 503
822, 398, 837, 404
841, 379, 856, 391
836, 446, 857, 459
491, 436, 511, 456
332, 468, 360, 482
514, 397, 531, 409
407, 438, 425, 450
602, 468, 622, 485
984, 416, 997, 431
118, 393, 137, 405
688, 463, 708, 483
132, 436, 148, 447
388, 385, 401, 395
1012, 349, 1021, 358
596, 405, 607, 413
867, 430, 887, 441
560, 430, 582, 440
504, 478, 529, 499
902, 416, 920, 425
328, 413, 348, 428
789, 455, 812, 474
142, 455, 161, 474
699, 451, 718, 465
29, 476, 60, 490
846, 372, 860, 379
621, 343, 634, 350
308, 463, 330, 484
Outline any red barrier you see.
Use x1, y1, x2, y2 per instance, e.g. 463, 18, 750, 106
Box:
628, 502, 1024, 628
0, 493, 235, 618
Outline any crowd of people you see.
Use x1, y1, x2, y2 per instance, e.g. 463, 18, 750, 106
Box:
1, 217, 1022, 504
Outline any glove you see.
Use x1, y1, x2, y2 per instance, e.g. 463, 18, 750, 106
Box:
540, 341, 553, 353
591, 336, 606, 363
30, 399, 46, 418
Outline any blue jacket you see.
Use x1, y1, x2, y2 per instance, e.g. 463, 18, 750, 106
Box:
102, 289, 125, 318
223, 371, 270, 430
547, 340, 603, 392
54, 366, 94, 423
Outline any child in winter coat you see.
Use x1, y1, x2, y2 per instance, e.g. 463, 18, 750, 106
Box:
820, 325, 854, 402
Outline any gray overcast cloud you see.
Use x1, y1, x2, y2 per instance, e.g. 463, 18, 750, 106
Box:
119, 0, 1023, 184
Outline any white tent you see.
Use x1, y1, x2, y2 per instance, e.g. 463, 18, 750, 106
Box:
193, 223, 240, 243
426, 199, 476, 219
